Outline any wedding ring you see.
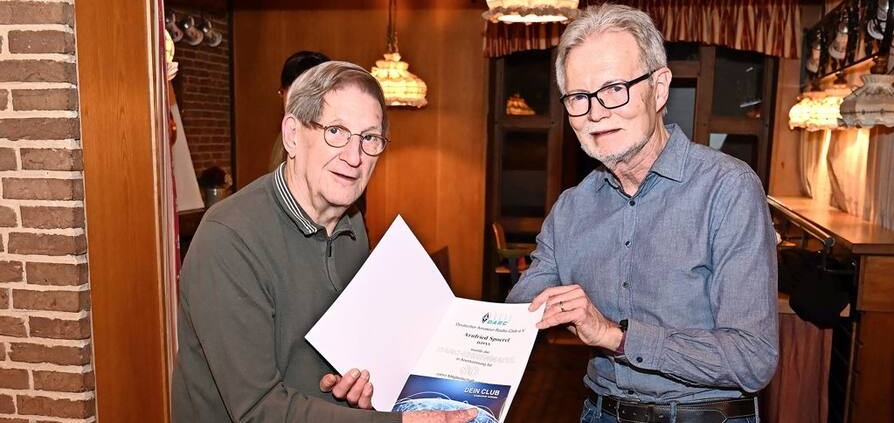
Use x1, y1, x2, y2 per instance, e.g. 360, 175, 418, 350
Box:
559, 301, 566, 312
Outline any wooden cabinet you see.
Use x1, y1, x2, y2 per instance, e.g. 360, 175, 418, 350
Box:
484, 49, 566, 300
769, 196, 894, 423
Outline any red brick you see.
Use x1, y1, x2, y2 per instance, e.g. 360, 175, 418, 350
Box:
0, 2, 73, 25
20, 206, 84, 229
8, 30, 75, 54
0, 261, 23, 282
8, 233, 86, 256
0, 288, 8, 308
11, 89, 78, 111
0, 418, 29, 423
0, 205, 15, 227
12, 290, 89, 313
0, 368, 29, 389
2, 178, 83, 200
9, 343, 90, 366
29, 316, 90, 340
0, 60, 77, 83
0, 90, 7, 110
0, 315, 26, 337
0, 394, 13, 414
25, 262, 87, 286
0, 148, 15, 170
20, 148, 82, 171
17, 396, 94, 419
0, 118, 80, 140
33, 370, 93, 393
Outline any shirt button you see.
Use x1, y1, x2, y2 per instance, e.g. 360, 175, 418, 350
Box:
636, 357, 643, 363
624, 240, 631, 247
622, 281, 629, 288
628, 200, 636, 206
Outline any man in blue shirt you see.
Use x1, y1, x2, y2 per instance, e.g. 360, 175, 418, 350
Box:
507, 4, 778, 423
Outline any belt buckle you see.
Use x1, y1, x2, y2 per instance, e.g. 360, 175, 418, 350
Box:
616, 401, 675, 423
616, 401, 650, 423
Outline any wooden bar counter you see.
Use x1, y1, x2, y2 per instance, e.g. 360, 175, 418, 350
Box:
768, 196, 894, 423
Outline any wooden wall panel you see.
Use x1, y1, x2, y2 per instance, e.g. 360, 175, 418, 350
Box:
74, 0, 170, 420
233, 5, 487, 298
768, 57, 803, 197
858, 256, 894, 312
852, 312, 894, 422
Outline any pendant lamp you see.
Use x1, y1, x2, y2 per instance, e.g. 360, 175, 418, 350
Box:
370, 0, 428, 108
482, 0, 580, 24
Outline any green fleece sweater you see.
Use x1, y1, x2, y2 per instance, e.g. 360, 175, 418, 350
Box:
172, 168, 401, 423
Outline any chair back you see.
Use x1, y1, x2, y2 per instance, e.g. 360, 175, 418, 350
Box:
492, 222, 507, 250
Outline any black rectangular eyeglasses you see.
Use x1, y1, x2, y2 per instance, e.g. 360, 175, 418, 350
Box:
560, 71, 654, 117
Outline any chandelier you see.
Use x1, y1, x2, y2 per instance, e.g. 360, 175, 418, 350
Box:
482, 0, 580, 24
370, 0, 427, 108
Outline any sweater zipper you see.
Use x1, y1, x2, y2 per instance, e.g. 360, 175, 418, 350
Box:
324, 237, 338, 291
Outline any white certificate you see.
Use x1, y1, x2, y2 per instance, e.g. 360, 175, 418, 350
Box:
306, 216, 543, 422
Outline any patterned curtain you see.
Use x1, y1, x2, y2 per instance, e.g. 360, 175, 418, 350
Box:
483, 21, 567, 58
483, 0, 802, 59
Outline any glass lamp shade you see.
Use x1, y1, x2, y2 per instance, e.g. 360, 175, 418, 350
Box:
482, 0, 580, 23
828, 19, 849, 61
868, 0, 889, 40
371, 52, 428, 108
164, 29, 178, 81
807, 92, 846, 132
839, 74, 894, 128
788, 96, 814, 129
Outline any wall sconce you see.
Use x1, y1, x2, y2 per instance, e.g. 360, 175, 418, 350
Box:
868, 0, 888, 40
198, 19, 222, 48
482, 0, 580, 24
165, 11, 183, 42
806, 37, 822, 74
178, 15, 203, 46
828, 11, 849, 61
164, 9, 224, 48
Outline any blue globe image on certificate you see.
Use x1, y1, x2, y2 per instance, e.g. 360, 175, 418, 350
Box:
393, 396, 499, 423
392, 375, 509, 423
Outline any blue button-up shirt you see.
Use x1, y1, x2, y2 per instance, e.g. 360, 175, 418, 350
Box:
507, 124, 778, 403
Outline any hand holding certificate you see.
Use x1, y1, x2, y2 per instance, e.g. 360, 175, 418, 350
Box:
306, 216, 543, 422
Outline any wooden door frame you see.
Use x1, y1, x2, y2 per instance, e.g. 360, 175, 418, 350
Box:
75, 0, 173, 420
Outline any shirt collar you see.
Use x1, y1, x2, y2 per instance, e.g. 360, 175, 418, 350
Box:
272, 163, 358, 238
648, 123, 688, 183
272, 163, 324, 236
592, 123, 688, 193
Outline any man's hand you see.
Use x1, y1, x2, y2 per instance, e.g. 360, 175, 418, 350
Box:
319, 368, 373, 409
529, 284, 623, 350
403, 408, 478, 423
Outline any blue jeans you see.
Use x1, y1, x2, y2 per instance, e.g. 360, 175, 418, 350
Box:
580, 398, 759, 423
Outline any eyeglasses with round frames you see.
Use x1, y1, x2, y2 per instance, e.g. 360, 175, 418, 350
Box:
559, 71, 654, 117
309, 121, 389, 157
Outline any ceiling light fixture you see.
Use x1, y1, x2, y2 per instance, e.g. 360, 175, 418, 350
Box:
370, 0, 428, 108
482, 0, 580, 24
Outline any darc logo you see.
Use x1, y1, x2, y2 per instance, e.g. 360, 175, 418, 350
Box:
481, 312, 509, 326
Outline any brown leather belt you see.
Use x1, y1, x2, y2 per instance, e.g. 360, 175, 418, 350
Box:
589, 392, 756, 423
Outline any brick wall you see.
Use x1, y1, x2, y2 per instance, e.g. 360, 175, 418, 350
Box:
0, 1, 96, 421
169, 7, 232, 180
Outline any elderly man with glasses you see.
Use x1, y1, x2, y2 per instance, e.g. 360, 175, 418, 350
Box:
172, 61, 477, 423
507, 4, 778, 423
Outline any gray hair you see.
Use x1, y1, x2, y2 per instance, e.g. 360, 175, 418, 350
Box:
286, 60, 389, 134
555, 3, 667, 94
